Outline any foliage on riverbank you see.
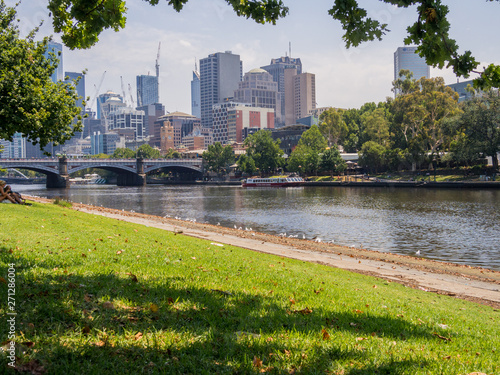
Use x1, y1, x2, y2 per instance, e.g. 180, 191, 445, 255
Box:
1, 203, 498, 374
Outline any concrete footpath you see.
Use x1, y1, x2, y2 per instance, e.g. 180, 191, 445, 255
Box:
26, 196, 500, 309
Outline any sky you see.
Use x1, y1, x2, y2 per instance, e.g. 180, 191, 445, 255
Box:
7, 0, 500, 115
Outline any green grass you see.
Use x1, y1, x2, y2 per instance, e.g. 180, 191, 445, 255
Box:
1, 203, 499, 374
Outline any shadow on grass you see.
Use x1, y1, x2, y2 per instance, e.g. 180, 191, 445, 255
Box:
0, 249, 434, 374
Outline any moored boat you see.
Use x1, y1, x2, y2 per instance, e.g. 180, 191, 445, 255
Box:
69, 173, 106, 185
242, 176, 305, 187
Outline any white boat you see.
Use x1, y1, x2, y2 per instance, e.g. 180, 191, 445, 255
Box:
242, 176, 305, 187
69, 173, 106, 185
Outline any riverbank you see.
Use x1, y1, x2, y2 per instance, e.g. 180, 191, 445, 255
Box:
26, 195, 500, 308
1, 199, 499, 374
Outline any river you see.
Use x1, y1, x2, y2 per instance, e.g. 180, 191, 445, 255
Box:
12, 184, 500, 270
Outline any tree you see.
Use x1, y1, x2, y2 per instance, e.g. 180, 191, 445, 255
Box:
319, 146, 346, 175
164, 148, 181, 159
360, 107, 390, 147
319, 108, 347, 147
43, 1, 500, 89
48, 0, 289, 49
359, 141, 387, 173
287, 125, 327, 175
236, 154, 257, 175
202, 142, 235, 176
390, 71, 460, 167
244, 130, 284, 176
136, 144, 161, 158
112, 147, 135, 158
0, 1, 82, 151
329, 0, 500, 90
456, 90, 500, 171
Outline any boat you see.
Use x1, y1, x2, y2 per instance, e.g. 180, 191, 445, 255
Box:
242, 176, 305, 187
69, 173, 106, 185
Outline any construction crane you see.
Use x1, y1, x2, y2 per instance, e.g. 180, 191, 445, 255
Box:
156, 41, 161, 103
128, 83, 135, 108
120, 76, 128, 106
87, 71, 106, 116
83, 71, 106, 139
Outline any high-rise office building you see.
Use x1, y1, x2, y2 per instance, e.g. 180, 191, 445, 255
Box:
45, 41, 64, 83
233, 68, 281, 123
261, 56, 302, 127
394, 47, 430, 82
64, 72, 86, 110
191, 68, 201, 118
136, 75, 159, 107
200, 51, 243, 128
293, 73, 316, 121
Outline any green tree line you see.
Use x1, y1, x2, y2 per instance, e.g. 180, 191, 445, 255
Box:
204, 72, 499, 177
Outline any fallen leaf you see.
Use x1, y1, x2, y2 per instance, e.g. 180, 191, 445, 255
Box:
126, 273, 138, 282
253, 356, 262, 368
102, 301, 115, 309
116, 250, 123, 255
22, 341, 35, 348
356, 337, 366, 341
291, 307, 312, 315
84, 294, 92, 302
322, 329, 330, 340
433, 333, 451, 342
95, 340, 106, 347
135, 332, 143, 340
0, 277, 7, 284
150, 304, 159, 313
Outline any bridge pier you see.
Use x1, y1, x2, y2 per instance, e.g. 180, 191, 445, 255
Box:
116, 173, 147, 186
46, 174, 70, 188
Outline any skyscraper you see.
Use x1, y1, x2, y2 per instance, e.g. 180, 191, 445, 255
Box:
45, 41, 64, 83
199, 51, 243, 128
261, 56, 302, 127
293, 73, 316, 121
191, 65, 201, 118
64, 72, 86, 111
136, 75, 159, 107
394, 47, 430, 81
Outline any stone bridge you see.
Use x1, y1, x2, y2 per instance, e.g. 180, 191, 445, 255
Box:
0, 158, 204, 188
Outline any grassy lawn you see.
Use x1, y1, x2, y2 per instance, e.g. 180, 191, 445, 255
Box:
1, 202, 498, 374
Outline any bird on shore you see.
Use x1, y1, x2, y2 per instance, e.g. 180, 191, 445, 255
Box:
416, 250, 421, 255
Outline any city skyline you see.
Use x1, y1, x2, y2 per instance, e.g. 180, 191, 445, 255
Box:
7, 1, 500, 115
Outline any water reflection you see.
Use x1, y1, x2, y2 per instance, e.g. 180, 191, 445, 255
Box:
15, 184, 500, 270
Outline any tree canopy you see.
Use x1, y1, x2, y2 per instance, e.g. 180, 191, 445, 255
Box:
243, 130, 284, 176
0, 1, 82, 151
202, 142, 235, 175
42, 0, 500, 89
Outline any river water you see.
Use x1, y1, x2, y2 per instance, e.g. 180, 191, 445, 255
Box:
13, 184, 500, 270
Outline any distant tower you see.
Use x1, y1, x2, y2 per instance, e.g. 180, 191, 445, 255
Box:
136, 75, 159, 107
45, 41, 64, 83
191, 60, 201, 118
64, 72, 85, 111
261, 56, 302, 127
234, 68, 281, 123
199, 51, 243, 128
97, 91, 123, 120
394, 46, 430, 95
